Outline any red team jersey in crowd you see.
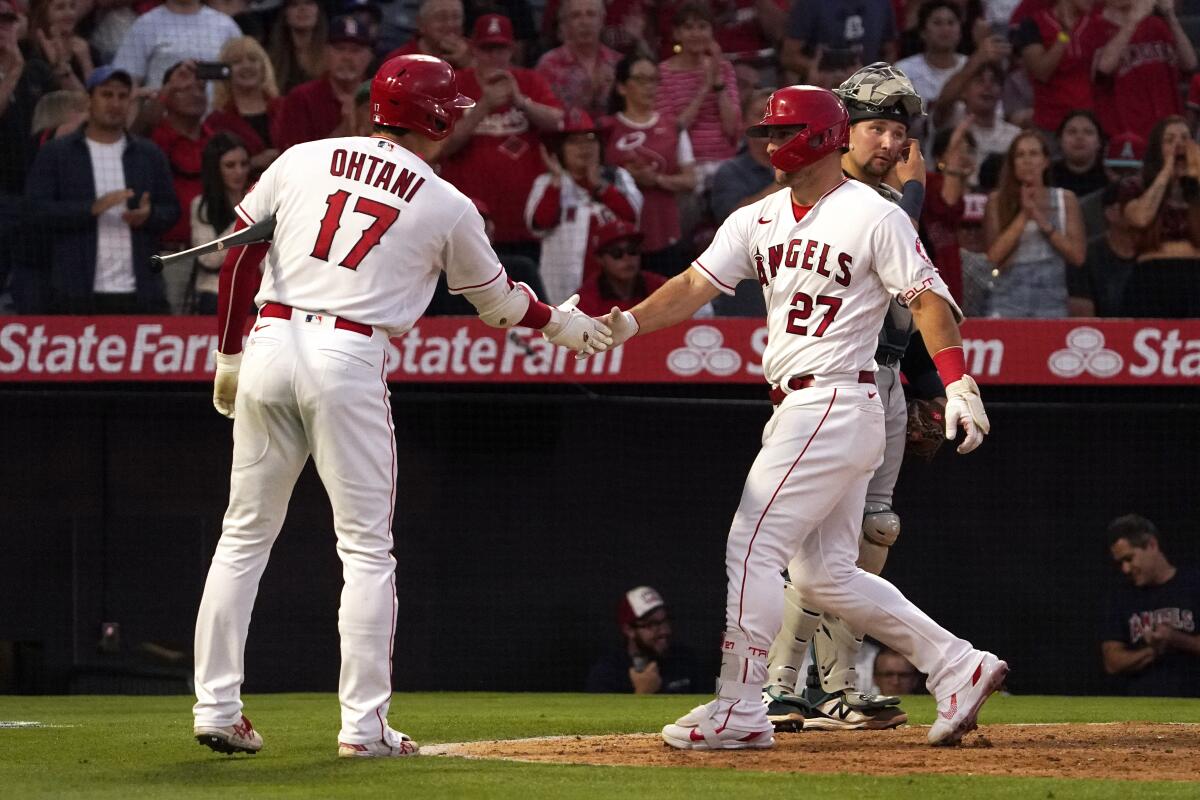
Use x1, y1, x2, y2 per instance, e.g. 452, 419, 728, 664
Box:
575, 269, 667, 315
1027, 9, 1096, 132
1080, 12, 1183, 139
230, 135, 503, 335
275, 77, 347, 152
692, 180, 959, 384
437, 68, 563, 244
603, 112, 689, 253
151, 118, 218, 245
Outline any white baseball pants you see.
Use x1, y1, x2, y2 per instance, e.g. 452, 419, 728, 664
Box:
193, 310, 399, 745
717, 379, 977, 729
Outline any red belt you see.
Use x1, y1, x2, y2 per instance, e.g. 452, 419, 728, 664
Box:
259, 302, 373, 337
769, 371, 875, 406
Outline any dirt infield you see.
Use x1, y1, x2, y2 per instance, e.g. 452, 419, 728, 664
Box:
426, 723, 1200, 781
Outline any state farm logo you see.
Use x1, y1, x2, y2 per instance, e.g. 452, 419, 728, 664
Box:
1047, 327, 1123, 379
667, 326, 741, 376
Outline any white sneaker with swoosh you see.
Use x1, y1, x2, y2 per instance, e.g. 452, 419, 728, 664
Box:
927, 652, 1008, 746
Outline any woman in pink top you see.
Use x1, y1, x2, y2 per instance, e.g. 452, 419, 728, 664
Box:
655, 1, 741, 185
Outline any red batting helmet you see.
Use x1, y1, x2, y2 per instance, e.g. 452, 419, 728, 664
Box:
370, 54, 475, 141
747, 86, 850, 173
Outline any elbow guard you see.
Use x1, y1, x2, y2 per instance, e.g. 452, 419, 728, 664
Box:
473, 280, 535, 328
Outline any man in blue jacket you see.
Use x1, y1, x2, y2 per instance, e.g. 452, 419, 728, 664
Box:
26, 65, 179, 314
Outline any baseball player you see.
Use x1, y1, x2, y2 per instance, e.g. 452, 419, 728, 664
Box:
191, 54, 612, 759
596, 84, 1005, 750
763, 63, 947, 733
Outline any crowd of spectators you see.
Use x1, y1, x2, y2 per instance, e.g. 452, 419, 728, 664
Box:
2, 0, 1199, 317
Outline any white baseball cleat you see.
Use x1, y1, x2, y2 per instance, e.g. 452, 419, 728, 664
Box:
195, 714, 263, 754
927, 652, 1008, 746
338, 727, 419, 758
661, 700, 775, 751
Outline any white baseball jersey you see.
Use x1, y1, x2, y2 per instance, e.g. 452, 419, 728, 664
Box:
236, 136, 503, 335
692, 179, 960, 386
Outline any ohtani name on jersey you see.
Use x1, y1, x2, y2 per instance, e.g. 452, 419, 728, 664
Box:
753, 239, 852, 289
329, 149, 426, 202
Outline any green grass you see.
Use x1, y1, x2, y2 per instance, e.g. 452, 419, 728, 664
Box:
1, 694, 1198, 799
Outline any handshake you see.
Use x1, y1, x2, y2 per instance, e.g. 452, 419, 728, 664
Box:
540, 294, 639, 358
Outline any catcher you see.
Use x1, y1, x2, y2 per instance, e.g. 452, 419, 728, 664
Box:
762, 63, 955, 732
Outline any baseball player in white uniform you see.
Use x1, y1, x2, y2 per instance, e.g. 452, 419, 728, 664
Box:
191, 54, 611, 758
596, 85, 1006, 750
764, 63, 943, 733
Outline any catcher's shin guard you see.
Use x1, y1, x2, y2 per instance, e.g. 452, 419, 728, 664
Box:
764, 580, 821, 695
812, 615, 865, 695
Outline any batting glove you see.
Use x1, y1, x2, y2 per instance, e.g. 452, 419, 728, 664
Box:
212, 350, 242, 419
944, 375, 990, 454
542, 294, 613, 356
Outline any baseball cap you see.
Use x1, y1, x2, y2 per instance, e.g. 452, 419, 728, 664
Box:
329, 14, 375, 47
593, 218, 643, 254
617, 586, 665, 626
0, 0, 18, 21
472, 13, 514, 47
1104, 132, 1146, 170
341, 0, 383, 21
86, 64, 133, 92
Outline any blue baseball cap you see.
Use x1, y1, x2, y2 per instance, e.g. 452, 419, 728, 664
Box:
86, 65, 133, 92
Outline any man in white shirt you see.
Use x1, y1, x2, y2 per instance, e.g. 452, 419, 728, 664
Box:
112, 0, 240, 89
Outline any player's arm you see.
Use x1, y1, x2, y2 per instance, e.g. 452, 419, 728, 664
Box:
1100, 640, 1155, 675
445, 204, 612, 353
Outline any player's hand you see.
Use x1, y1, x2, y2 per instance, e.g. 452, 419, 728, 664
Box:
541, 294, 613, 356
895, 139, 926, 186
629, 660, 662, 694
943, 375, 990, 454
212, 350, 241, 419
576, 306, 638, 361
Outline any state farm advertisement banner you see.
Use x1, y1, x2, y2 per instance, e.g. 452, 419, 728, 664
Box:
1, 317, 1198, 385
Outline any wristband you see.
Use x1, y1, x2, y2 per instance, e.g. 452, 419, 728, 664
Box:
933, 346, 967, 387
899, 180, 925, 219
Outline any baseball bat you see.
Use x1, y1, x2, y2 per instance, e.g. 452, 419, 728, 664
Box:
149, 216, 277, 274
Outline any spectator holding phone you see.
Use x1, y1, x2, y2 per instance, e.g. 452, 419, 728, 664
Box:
1120, 116, 1200, 317
383, 0, 472, 70
984, 129, 1086, 317
586, 586, 703, 695
1012, 0, 1094, 138
929, 16, 1011, 128
268, 0, 328, 94
206, 36, 283, 174
112, 0, 240, 90
1080, 0, 1197, 140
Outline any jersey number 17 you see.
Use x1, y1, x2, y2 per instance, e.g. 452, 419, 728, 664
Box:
311, 189, 401, 270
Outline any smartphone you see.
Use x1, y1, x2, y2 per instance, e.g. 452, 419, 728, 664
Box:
194, 61, 232, 81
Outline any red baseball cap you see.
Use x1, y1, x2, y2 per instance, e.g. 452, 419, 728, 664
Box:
472, 13, 514, 46
1104, 132, 1146, 170
617, 586, 664, 626
593, 218, 643, 254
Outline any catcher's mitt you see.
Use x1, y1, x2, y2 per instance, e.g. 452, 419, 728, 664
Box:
906, 398, 946, 461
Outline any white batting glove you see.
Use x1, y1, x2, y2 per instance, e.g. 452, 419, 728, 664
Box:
541, 294, 613, 356
578, 306, 639, 362
944, 375, 990, 454
212, 350, 242, 419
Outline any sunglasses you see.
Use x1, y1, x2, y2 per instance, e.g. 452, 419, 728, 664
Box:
600, 243, 640, 258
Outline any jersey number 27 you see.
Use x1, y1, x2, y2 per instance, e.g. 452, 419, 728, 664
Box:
311, 189, 400, 270
785, 292, 842, 337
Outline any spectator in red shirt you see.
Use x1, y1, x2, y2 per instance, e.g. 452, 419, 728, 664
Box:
206, 36, 284, 175
656, 2, 741, 182
275, 15, 375, 151
925, 119, 974, 302
525, 108, 642, 304
1012, 0, 1095, 136
268, 0, 328, 95
1080, 0, 1197, 140
603, 53, 698, 277
383, 0, 472, 70
536, 0, 621, 119
151, 61, 214, 249
710, 0, 790, 64
575, 218, 666, 315
437, 13, 564, 264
